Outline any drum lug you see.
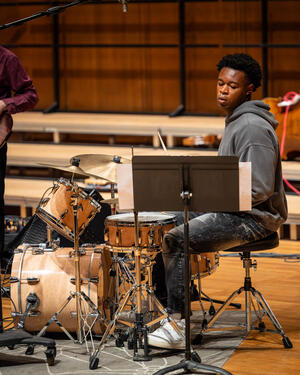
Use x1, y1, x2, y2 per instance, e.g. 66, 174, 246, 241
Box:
148, 227, 155, 247
138, 229, 142, 246
32, 248, 45, 255
60, 209, 68, 219
10, 277, 19, 283
52, 183, 60, 193
27, 277, 40, 284
70, 277, 83, 284
116, 228, 121, 246
90, 277, 99, 283
87, 211, 95, 220
159, 227, 165, 243
104, 228, 109, 242
40, 197, 50, 206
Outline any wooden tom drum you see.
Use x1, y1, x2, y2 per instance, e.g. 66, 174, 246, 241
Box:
36, 178, 101, 241
191, 252, 219, 279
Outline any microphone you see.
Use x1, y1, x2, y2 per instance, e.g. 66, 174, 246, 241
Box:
119, 0, 128, 12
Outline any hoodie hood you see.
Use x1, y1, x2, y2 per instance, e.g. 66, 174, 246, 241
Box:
226, 100, 279, 130
218, 99, 287, 232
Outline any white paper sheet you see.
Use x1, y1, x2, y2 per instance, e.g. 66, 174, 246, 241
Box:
239, 162, 251, 211
116, 164, 134, 210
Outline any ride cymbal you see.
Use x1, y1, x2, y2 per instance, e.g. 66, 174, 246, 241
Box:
38, 162, 99, 179
71, 154, 131, 183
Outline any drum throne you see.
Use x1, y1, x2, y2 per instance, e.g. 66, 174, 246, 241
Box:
196, 232, 293, 349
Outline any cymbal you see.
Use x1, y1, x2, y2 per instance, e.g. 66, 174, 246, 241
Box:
100, 198, 119, 205
38, 163, 99, 179
71, 154, 131, 183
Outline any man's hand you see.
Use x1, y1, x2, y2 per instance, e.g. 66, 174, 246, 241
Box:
0, 100, 7, 115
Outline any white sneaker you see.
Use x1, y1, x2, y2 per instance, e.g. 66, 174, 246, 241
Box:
147, 318, 185, 349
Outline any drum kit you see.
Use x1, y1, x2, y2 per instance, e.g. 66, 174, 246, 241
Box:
9, 153, 220, 366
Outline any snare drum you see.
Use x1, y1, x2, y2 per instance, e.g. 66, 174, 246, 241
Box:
105, 212, 176, 251
10, 244, 112, 333
36, 178, 101, 241
191, 252, 219, 279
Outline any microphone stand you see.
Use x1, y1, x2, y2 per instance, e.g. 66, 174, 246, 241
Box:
0, 0, 90, 31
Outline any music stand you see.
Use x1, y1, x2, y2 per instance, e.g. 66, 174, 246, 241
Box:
132, 155, 241, 375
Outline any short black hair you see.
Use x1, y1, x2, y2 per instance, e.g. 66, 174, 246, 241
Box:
216, 53, 262, 91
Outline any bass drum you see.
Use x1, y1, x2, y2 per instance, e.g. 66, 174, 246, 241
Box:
10, 244, 113, 333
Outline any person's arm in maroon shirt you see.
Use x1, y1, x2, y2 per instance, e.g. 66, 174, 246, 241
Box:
0, 53, 38, 115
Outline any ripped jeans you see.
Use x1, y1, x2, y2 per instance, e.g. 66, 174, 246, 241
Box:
162, 211, 273, 315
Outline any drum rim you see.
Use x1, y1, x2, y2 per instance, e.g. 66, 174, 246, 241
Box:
36, 208, 74, 240
105, 212, 176, 225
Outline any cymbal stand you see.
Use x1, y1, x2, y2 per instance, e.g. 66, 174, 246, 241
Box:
89, 210, 184, 370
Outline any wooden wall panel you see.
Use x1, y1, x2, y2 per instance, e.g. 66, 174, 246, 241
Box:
0, 5, 53, 45
59, 3, 178, 44
185, 1, 261, 45
269, 48, 300, 98
60, 47, 179, 112
0, 1, 299, 114
269, 1, 300, 44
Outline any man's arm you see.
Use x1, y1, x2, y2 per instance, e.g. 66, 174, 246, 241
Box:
1, 54, 38, 115
0, 100, 6, 116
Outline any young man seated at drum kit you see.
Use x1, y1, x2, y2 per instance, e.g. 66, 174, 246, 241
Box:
147, 53, 287, 349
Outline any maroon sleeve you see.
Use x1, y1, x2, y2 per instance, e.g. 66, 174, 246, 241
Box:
2, 54, 38, 114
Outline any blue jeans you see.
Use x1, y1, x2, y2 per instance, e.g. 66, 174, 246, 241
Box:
162, 211, 273, 315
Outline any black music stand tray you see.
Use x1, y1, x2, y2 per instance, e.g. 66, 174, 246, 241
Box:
132, 155, 241, 375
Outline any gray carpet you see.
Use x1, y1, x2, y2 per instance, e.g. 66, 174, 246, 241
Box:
0, 311, 248, 374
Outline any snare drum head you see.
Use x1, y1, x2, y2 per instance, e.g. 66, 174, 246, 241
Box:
105, 212, 176, 225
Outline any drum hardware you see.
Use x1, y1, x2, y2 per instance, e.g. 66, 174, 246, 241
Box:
101, 198, 118, 205
70, 277, 99, 283
89, 212, 184, 368
17, 293, 40, 329
17, 159, 107, 351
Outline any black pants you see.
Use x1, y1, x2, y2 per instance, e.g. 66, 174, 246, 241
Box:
162, 211, 273, 315
0, 144, 7, 257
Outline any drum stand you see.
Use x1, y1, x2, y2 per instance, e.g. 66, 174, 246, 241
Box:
89, 210, 184, 369
27, 182, 105, 352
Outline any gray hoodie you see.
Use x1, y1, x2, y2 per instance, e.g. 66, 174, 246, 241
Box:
218, 100, 287, 232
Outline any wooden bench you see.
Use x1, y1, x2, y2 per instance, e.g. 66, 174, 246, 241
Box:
7, 142, 300, 183
6, 142, 217, 167
12, 112, 225, 148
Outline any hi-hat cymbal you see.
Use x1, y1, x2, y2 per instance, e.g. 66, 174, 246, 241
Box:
100, 198, 119, 205
71, 154, 131, 183
38, 162, 99, 179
